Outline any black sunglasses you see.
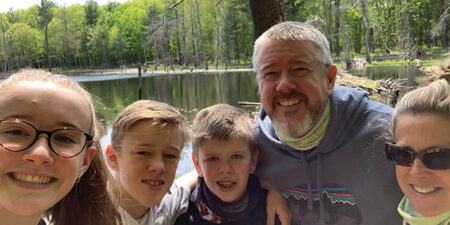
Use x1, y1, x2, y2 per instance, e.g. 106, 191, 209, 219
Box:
385, 142, 450, 170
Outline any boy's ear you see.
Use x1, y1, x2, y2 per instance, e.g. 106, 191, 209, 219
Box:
249, 147, 259, 174
192, 154, 204, 177
106, 144, 120, 172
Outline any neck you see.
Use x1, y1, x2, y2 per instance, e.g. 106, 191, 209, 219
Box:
116, 178, 149, 220
0, 206, 42, 225
120, 198, 149, 220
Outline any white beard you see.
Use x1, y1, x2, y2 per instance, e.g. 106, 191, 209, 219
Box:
272, 110, 315, 139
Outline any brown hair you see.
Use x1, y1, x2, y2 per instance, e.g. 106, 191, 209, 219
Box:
0, 70, 122, 225
192, 104, 257, 156
110, 100, 190, 150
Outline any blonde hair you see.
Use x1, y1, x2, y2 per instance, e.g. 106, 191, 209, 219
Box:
192, 104, 256, 156
111, 100, 190, 150
0, 69, 122, 225
392, 79, 450, 135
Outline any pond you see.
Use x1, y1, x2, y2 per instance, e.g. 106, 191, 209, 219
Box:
76, 65, 422, 177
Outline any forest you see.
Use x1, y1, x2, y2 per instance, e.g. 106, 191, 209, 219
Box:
0, 0, 448, 73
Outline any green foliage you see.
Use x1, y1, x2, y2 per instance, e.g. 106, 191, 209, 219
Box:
7, 23, 44, 68
0, 0, 447, 72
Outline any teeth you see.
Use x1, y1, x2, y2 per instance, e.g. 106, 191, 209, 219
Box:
218, 181, 233, 188
144, 181, 164, 186
413, 185, 438, 194
13, 173, 52, 184
279, 99, 299, 106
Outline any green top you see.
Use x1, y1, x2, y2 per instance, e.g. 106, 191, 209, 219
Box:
397, 196, 450, 225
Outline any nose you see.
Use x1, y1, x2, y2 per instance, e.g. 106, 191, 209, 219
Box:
148, 155, 165, 174
276, 71, 296, 93
218, 159, 233, 174
409, 159, 431, 177
22, 136, 54, 165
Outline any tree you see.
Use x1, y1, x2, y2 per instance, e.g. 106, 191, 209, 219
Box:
8, 23, 44, 69
194, 0, 208, 70
0, 15, 11, 73
361, 0, 371, 63
249, 0, 284, 39
85, 0, 99, 27
38, 0, 55, 71
334, 0, 341, 59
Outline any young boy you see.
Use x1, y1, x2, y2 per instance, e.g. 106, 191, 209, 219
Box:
174, 104, 281, 225
105, 100, 191, 225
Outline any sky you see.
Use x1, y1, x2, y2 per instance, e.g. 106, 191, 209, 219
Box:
0, 0, 130, 13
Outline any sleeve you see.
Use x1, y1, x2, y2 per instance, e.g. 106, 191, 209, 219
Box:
157, 182, 191, 225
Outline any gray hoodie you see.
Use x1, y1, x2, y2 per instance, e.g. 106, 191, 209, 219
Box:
255, 85, 403, 225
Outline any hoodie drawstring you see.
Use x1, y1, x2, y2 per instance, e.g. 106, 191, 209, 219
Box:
301, 153, 313, 210
317, 151, 327, 224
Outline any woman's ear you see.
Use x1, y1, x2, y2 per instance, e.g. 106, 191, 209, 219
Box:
192, 154, 204, 177
106, 145, 120, 172
249, 148, 259, 174
79, 145, 96, 178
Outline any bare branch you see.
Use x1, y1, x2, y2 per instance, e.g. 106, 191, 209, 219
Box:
169, 0, 184, 9
216, 0, 225, 7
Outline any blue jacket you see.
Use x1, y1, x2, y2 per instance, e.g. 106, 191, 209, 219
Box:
255, 85, 403, 225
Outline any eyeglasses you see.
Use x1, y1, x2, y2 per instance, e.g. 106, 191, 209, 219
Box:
385, 142, 450, 170
0, 119, 93, 158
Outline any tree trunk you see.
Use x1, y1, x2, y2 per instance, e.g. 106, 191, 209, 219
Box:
42, 0, 52, 71
334, 0, 340, 59
175, 9, 182, 65
154, 38, 159, 70
249, 0, 284, 40
213, 5, 220, 69
1, 16, 11, 73
406, 0, 416, 60
361, 0, 371, 63
181, 6, 188, 68
441, 0, 448, 49
194, 0, 207, 70
189, 0, 198, 68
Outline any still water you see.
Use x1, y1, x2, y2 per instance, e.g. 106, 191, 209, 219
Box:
78, 66, 420, 177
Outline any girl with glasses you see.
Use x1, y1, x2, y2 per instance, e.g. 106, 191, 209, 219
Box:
385, 63, 450, 225
0, 70, 121, 225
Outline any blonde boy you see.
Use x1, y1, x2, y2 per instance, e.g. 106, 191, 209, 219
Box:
174, 104, 281, 225
106, 100, 191, 225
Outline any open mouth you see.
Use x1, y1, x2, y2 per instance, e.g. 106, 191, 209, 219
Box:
411, 185, 441, 194
278, 99, 301, 106
8, 172, 55, 185
143, 180, 165, 186
217, 181, 236, 188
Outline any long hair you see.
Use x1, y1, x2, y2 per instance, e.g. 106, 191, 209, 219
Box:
1, 70, 122, 225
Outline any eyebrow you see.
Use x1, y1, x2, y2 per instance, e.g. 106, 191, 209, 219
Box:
135, 144, 182, 152
1, 114, 83, 130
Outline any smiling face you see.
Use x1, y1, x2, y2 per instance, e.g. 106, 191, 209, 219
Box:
256, 39, 336, 138
107, 122, 184, 213
394, 113, 450, 216
193, 138, 258, 203
0, 82, 95, 219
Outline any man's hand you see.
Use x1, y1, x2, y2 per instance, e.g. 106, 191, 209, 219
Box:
260, 178, 292, 225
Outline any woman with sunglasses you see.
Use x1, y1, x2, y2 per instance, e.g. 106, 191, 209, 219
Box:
0, 70, 121, 225
385, 77, 450, 225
